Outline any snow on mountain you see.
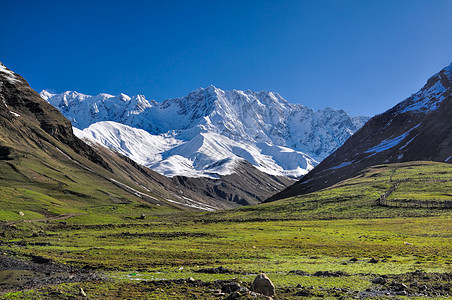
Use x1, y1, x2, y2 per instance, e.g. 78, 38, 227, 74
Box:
268, 61, 452, 201
0, 62, 19, 85
40, 90, 155, 129
77, 121, 315, 178
42, 86, 368, 178
394, 63, 452, 114
73, 121, 182, 167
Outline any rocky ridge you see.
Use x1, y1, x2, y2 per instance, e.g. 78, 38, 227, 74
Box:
268, 62, 452, 201
42, 86, 368, 178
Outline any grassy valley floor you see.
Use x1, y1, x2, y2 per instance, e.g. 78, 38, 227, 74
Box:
0, 162, 451, 299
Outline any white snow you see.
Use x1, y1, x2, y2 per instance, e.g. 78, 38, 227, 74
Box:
0, 63, 19, 84
399, 134, 418, 150
328, 161, 352, 170
9, 111, 20, 117
75, 121, 182, 167
366, 134, 409, 154
50, 86, 368, 179
365, 124, 420, 154
398, 64, 451, 114
165, 197, 217, 211
75, 122, 317, 178
446, 156, 452, 162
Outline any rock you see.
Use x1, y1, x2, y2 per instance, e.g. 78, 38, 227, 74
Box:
224, 287, 250, 300
225, 291, 240, 299
313, 270, 349, 277
187, 277, 195, 282
295, 289, 312, 296
289, 270, 308, 276
251, 273, 275, 297
18, 211, 24, 216
372, 277, 386, 284
196, 265, 235, 274
393, 282, 408, 291
368, 257, 379, 263
222, 282, 241, 293
79, 287, 87, 297
0, 146, 11, 159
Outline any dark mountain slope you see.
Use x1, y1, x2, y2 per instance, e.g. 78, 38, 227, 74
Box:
173, 160, 294, 206
83, 142, 294, 208
0, 62, 221, 213
0, 62, 110, 171
0, 62, 293, 211
268, 63, 451, 201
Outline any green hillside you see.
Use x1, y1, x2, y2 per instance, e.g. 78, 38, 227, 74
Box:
0, 123, 181, 225
206, 161, 452, 222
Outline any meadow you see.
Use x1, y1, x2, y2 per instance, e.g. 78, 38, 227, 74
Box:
0, 161, 451, 299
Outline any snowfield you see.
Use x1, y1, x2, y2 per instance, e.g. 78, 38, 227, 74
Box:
76, 122, 316, 178
43, 86, 369, 179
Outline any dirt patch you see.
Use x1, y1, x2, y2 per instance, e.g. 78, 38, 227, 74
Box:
194, 266, 243, 275
0, 213, 80, 227
0, 255, 101, 294
288, 270, 350, 277
103, 231, 215, 239
370, 270, 452, 297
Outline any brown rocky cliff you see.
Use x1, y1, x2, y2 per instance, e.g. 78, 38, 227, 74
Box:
0, 62, 111, 171
267, 63, 451, 201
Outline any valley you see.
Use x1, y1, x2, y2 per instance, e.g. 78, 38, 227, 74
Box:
0, 61, 451, 299
0, 162, 451, 299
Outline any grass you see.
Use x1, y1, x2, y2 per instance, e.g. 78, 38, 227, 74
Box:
0, 161, 451, 299
9, 217, 450, 272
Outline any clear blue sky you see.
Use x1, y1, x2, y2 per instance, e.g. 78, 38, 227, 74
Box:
1, 0, 451, 116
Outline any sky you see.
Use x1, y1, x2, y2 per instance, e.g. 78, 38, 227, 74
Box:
1, 0, 451, 117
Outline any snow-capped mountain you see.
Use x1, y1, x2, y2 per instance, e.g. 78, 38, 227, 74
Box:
269, 62, 452, 201
42, 86, 369, 178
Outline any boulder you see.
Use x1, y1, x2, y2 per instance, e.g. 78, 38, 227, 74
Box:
251, 273, 275, 297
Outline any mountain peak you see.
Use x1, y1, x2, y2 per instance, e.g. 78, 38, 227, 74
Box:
44, 84, 368, 178
392, 62, 451, 115
0, 62, 19, 85
269, 62, 452, 201
0, 61, 112, 171
39, 90, 55, 100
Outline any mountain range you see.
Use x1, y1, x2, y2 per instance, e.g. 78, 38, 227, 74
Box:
268, 62, 452, 201
0, 62, 297, 208
41, 86, 369, 179
3, 59, 449, 210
